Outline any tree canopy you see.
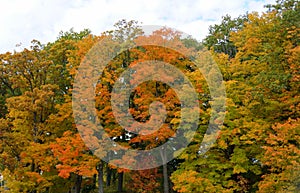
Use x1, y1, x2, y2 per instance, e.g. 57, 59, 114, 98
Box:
0, 0, 299, 192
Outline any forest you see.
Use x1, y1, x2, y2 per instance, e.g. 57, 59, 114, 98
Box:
0, 0, 299, 192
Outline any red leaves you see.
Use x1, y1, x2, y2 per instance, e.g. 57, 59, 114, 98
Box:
50, 131, 98, 179
127, 156, 162, 193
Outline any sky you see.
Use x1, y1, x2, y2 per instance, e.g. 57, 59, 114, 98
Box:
0, 0, 277, 53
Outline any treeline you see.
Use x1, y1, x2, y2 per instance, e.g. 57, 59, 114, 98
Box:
0, 0, 299, 192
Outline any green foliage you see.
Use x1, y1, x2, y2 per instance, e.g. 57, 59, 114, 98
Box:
203, 14, 248, 58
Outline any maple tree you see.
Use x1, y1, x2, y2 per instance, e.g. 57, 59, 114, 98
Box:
171, 1, 299, 193
50, 131, 99, 193
258, 118, 300, 192
126, 156, 162, 193
0, 1, 299, 192
90, 25, 207, 193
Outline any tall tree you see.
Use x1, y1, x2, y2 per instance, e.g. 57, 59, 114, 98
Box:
172, 0, 299, 192
203, 15, 248, 58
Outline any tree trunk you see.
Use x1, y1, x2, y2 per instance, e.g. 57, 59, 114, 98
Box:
162, 163, 169, 193
106, 165, 112, 187
74, 174, 82, 193
160, 148, 169, 193
97, 162, 104, 193
92, 174, 97, 190
118, 172, 123, 193
112, 170, 117, 185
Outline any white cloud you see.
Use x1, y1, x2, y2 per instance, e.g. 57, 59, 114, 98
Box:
0, 0, 276, 53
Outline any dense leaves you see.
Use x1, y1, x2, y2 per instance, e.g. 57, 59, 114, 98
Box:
171, 1, 299, 193
0, 1, 299, 192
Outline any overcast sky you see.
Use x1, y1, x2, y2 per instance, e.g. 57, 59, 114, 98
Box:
1, 0, 276, 53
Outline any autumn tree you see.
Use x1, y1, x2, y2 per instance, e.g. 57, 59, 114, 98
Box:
172, 0, 299, 192
50, 131, 99, 193
0, 29, 99, 192
0, 44, 59, 192
0, 2, 298, 191
258, 118, 300, 192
